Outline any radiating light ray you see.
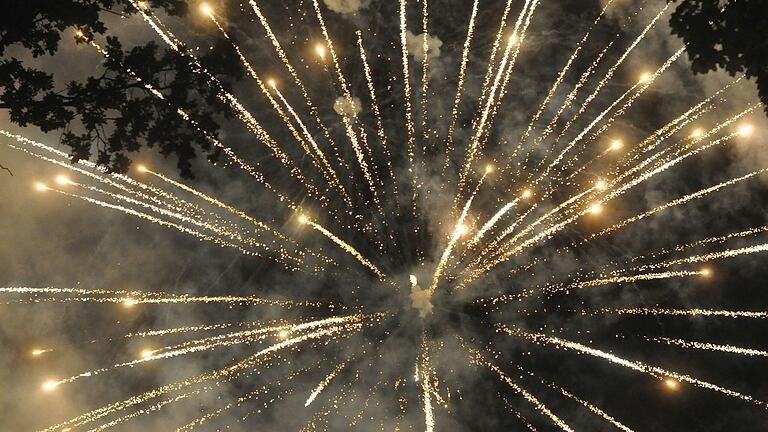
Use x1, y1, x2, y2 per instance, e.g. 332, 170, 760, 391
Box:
305, 361, 347, 407
479, 0, 541, 147
500, 324, 767, 408
512, 41, 615, 184
420, 0, 431, 143
470, 186, 595, 274
177, 364, 309, 431
629, 223, 768, 265
467, 345, 575, 431
399, 0, 419, 223
465, 198, 520, 254
512, 0, 616, 157
141, 168, 311, 254
586, 308, 768, 319
546, 4, 671, 153
511, 365, 635, 432
53, 315, 369, 387
2, 131, 207, 223
650, 336, 768, 357
443, 0, 479, 169
270, 83, 354, 209
549, 382, 634, 432
78, 36, 306, 213
303, 218, 387, 281
0, 286, 323, 308
124, 10, 324, 204
476, 0, 515, 112
586, 167, 768, 244
310, 0, 382, 209
42, 323, 368, 432
532, 83, 640, 188
513, 410, 540, 432
248, 0, 350, 177
456, 2, 531, 203
484, 269, 703, 305
68, 179, 309, 269
356, 30, 398, 197
430, 169, 490, 293
207, 12, 354, 213
547, 48, 687, 190
420, 332, 435, 432
48, 187, 306, 270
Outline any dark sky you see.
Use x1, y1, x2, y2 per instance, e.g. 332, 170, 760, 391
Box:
2, 0, 768, 430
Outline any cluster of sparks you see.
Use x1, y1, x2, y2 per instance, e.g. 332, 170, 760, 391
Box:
4, 0, 768, 430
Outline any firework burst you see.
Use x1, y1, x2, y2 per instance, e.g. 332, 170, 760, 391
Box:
2, 0, 768, 431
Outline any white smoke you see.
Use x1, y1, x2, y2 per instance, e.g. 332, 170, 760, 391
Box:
333, 96, 362, 118
406, 30, 443, 63
322, 0, 370, 14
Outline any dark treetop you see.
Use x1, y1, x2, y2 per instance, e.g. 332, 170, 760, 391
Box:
0, 0, 243, 178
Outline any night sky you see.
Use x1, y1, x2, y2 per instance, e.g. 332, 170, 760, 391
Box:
2, 0, 768, 430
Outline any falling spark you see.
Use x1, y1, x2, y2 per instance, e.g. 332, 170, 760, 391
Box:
305, 362, 346, 407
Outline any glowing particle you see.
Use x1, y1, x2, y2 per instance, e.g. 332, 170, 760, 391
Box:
588, 203, 603, 214
122, 298, 138, 307
55, 175, 72, 186
690, 128, 703, 138
738, 124, 754, 137
200, 3, 212, 15
664, 378, 679, 390
42, 380, 59, 392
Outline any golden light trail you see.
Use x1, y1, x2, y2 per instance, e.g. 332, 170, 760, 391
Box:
431, 168, 492, 293
420, 0, 431, 142
468, 345, 575, 431
248, 0, 349, 179
420, 332, 435, 432
42, 323, 366, 432
269, 82, 354, 209
399, 0, 419, 223
465, 198, 520, 253
4, 1, 766, 429
206, 11, 352, 213
0, 286, 326, 309
513, 366, 636, 432
75, 37, 303, 212
651, 336, 768, 357
356, 31, 397, 197
305, 361, 347, 407
310, 0, 381, 209
50, 315, 371, 388
589, 308, 768, 319
302, 217, 387, 281
444, 0, 479, 164
484, 269, 703, 305
500, 325, 767, 407
511, 0, 616, 158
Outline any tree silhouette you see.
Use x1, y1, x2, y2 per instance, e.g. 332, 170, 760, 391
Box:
0, 0, 243, 178
669, 0, 768, 114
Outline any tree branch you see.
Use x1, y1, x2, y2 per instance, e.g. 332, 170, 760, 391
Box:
0, 162, 13, 176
